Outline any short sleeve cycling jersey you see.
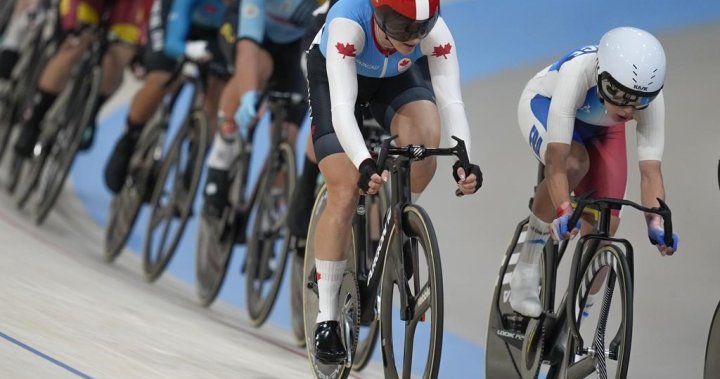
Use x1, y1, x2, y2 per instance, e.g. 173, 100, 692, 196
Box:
238, 0, 317, 45
524, 45, 665, 161
165, 0, 227, 59
311, 0, 472, 168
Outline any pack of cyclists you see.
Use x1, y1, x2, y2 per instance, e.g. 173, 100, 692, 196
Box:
0, 0, 680, 377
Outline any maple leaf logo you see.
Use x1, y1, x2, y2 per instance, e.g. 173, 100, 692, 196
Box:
432, 43, 453, 59
399, 59, 410, 67
316, 272, 322, 281
335, 42, 357, 58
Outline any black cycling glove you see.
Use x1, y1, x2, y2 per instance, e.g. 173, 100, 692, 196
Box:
357, 158, 380, 193
452, 160, 483, 193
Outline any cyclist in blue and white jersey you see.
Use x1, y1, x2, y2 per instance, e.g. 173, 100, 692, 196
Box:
202, 0, 318, 215
104, 0, 233, 193
306, 0, 483, 363
510, 27, 680, 319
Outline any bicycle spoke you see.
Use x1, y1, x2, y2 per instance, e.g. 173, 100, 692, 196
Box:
413, 283, 432, 323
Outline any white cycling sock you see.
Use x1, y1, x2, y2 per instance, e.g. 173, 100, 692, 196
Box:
206, 132, 238, 170
509, 214, 550, 317
315, 259, 346, 323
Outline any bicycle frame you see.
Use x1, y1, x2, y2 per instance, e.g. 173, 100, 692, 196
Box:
356, 136, 472, 323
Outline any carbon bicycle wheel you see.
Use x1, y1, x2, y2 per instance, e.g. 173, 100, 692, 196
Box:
32, 62, 101, 225
104, 113, 166, 262
351, 189, 387, 371
704, 300, 720, 378
143, 111, 208, 281
245, 142, 296, 326
195, 154, 245, 306
558, 244, 632, 379
0, 0, 15, 36
303, 184, 358, 379
379, 204, 443, 379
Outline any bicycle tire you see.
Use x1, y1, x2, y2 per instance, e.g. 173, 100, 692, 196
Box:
0, 0, 15, 36
351, 189, 387, 372
0, 15, 56, 164
303, 184, 357, 379
32, 62, 101, 225
379, 204, 443, 379
558, 244, 632, 379
195, 154, 246, 306
104, 110, 167, 262
704, 300, 720, 378
143, 111, 208, 281
246, 142, 296, 326
289, 251, 306, 346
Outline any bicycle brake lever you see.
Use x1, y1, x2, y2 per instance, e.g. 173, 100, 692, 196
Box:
656, 198, 674, 247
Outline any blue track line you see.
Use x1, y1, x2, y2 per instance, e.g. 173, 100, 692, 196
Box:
0, 331, 94, 379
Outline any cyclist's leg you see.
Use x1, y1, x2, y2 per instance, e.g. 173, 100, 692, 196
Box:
574, 124, 626, 314
370, 63, 438, 198
203, 36, 271, 215
103, 0, 174, 193
306, 46, 363, 364
13, 0, 100, 156
79, 0, 148, 150
510, 93, 591, 317
0, 0, 39, 80
287, 134, 320, 250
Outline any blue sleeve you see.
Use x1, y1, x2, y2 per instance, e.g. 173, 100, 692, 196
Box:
165, 0, 195, 59
237, 0, 265, 44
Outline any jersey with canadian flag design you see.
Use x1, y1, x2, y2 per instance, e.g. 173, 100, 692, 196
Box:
311, 0, 473, 167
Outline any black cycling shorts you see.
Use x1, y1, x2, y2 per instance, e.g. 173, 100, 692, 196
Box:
306, 46, 435, 163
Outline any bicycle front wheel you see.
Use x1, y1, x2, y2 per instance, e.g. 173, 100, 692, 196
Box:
380, 204, 443, 379
558, 244, 633, 379
245, 142, 296, 326
143, 111, 208, 281
704, 300, 720, 378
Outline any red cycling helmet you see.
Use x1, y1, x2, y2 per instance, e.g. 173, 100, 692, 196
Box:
371, 0, 440, 42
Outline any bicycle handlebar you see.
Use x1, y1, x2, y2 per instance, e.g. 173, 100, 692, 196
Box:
567, 192, 674, 247
374, 135, 472, 197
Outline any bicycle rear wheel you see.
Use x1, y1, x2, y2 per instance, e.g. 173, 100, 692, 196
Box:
143, 111, 208, 281
32, 63, 100, 225
379, 204, 443, 379
558, 244, 632, 379
195, 155, 245, 306
246, 142, 296, 326
104, 116, 165, 262
704, 300, 720, 378
303, 185, 357, 379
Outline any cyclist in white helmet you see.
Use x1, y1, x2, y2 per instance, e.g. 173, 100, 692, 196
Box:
510, 26, 679, 318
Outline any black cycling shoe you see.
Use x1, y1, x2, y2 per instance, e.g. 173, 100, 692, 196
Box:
202, 167, 229, 218
314, 321, 346, 364
13, 124, 40, 158
104, 130, 140, 194
78, 122, 96, 151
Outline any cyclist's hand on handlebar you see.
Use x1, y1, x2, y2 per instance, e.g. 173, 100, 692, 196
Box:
185, 40, 212, 62
357, 158, 387, 195
648, 216, 679, 256
452, 160, 483, 195
550, 201, 580, 241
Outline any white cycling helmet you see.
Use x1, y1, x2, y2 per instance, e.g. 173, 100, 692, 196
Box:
597, 26, 666, 109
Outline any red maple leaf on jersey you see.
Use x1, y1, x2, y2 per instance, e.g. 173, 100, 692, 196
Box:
399, 58, 410, 67
432, 43, 453, 59
335, 42, 357, 58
